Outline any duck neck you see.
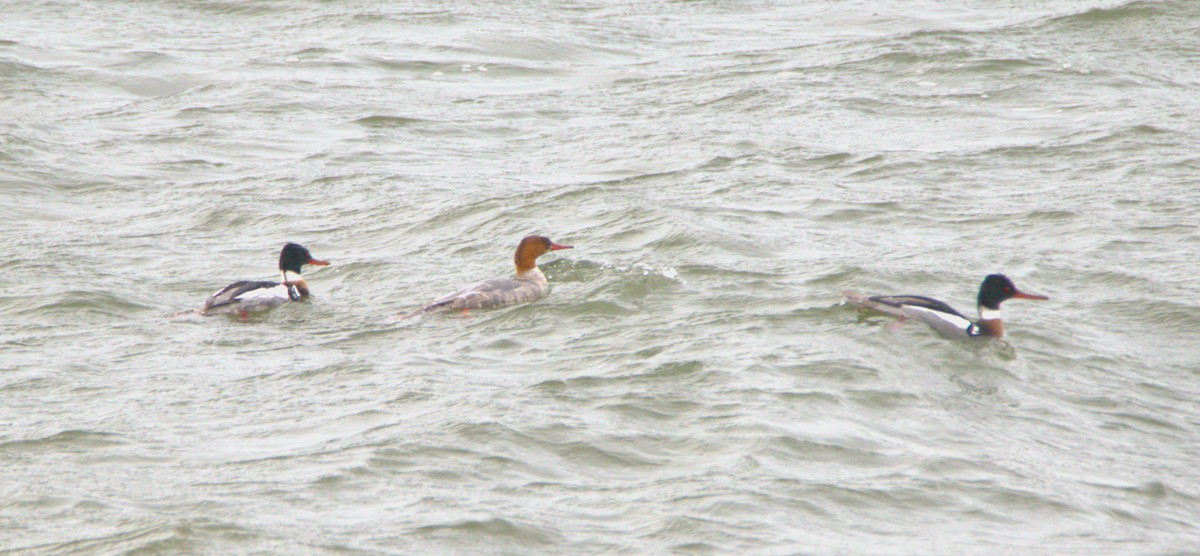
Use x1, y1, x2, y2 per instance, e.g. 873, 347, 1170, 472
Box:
976, 306, 1004, 337
515, 267, 547, 285
280, 271, 309, 300
281, 270, 305, 285
514, 249, 539, 275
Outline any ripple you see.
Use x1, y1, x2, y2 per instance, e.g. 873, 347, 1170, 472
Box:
350, 114, 426, 128
0, 430, 127, 453
2, 290, 153, 319
414, 517, 562, 548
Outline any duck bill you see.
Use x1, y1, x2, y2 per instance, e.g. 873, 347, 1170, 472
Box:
550, 244, 573, 251
1013, 290, 1048, 300
307, 258, 331, 266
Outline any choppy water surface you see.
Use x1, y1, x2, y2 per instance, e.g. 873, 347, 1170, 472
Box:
3, 0, 1199, 553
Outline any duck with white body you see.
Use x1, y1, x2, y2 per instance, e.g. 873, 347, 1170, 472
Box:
844, 274, 1048, 338
201, 243, 330, 318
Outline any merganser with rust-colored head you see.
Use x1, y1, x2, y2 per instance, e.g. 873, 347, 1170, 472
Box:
201, 243, 330, 318
844, 274, 1048, 338
405, 235, 573, 317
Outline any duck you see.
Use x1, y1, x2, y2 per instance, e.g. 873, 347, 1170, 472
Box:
404, 235, 572, 317
201, 243, 330, 318
843, 274, 1048, 338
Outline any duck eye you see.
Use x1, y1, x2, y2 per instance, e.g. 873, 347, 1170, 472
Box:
1004, 286, 1012, 292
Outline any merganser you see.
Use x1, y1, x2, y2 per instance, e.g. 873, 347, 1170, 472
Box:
405, 235, 572, 317
843, 274, 1048, 338
201, 243, 330, 318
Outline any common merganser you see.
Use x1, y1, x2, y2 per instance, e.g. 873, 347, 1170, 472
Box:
201, 243, 330, 318
843, 274, 1048, 338
405, 235, 572, 317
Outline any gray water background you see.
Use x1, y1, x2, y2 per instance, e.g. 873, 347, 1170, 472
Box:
2, 0, 1199, 553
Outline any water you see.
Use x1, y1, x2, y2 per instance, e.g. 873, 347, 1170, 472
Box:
3, 0, 1199, 553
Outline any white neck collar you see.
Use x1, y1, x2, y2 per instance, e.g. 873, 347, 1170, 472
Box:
978, 306, 1003, 320
282, 270, 304, 283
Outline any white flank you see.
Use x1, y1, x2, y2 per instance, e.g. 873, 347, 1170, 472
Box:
237, 284, 290, 302
900, 305, 976, 338
903, 306, 973, 328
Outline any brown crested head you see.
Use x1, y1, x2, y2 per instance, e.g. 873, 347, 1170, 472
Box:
514, 235, 572, 273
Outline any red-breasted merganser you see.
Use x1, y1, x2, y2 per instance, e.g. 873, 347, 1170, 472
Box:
201, 243, 330, 317
843, 274, 1048, 338
405, 235, 572, 317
